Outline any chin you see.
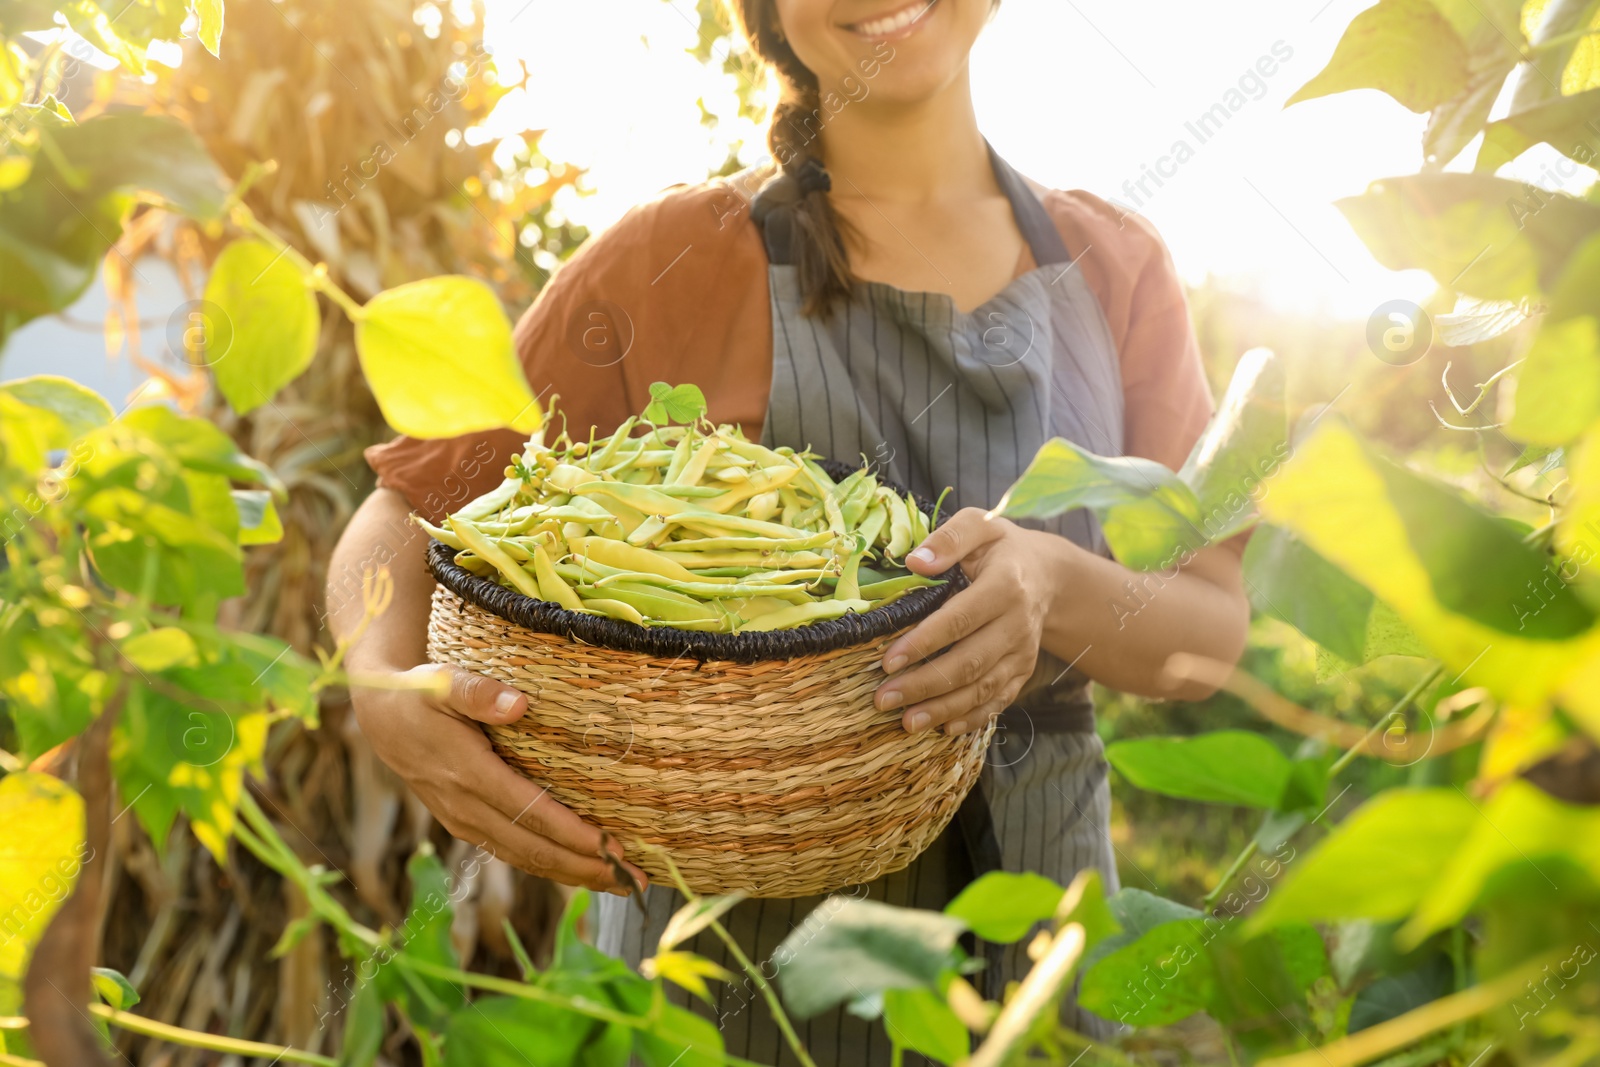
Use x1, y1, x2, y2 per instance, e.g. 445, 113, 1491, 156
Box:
792, 0, 987, 104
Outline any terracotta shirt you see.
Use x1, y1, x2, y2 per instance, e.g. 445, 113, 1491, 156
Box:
366, 176, 1215, 525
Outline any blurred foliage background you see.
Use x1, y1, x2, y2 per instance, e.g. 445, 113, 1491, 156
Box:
0, 0, 1572, 1060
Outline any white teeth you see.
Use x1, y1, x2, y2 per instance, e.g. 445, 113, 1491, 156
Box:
851, 0, 934, 37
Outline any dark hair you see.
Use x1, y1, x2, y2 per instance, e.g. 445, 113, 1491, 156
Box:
730, 0, 1002, 317
730, 0, 856, 317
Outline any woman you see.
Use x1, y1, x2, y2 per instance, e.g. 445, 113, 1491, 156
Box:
330, 0, 1250, 1058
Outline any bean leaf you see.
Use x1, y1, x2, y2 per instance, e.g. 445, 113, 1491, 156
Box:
644, 382, 709, 424
204, 239, 320, 415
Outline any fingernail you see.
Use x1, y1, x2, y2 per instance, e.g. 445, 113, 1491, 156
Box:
884, 654, 906, 674
907, 711, 930, 732
908, 547, 936, 567
495, 691, 522, 717
945, 719, 966, 735
878, 689, 903, 711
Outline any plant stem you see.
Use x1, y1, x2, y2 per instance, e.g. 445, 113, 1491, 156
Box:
1327, 665, 1444, 778
393, 957, 773, 1067
88, 1005, 337, 1067
231, 205, 365, 321
1205, 662, 1445, 910
1202, 841, 1260, 912
651, 849, 818, 1067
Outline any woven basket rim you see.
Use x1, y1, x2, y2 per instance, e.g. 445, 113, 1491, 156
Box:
425, 459, 964, 663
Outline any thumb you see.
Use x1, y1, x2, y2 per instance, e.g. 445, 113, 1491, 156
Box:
419, 664, 528, 724
904, 507, 1006, 575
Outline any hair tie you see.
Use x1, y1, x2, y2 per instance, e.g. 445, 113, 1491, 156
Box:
792, 156, 832, 195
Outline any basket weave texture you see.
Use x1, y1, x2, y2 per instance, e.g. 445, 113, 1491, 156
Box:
423, 463, 992, 897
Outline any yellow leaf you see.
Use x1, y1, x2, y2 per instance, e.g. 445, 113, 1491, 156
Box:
0, 774, 87, 1014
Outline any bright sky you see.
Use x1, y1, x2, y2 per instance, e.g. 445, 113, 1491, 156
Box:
479, 0, 1595, 320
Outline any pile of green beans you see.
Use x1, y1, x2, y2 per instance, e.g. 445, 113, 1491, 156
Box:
419, 403, 947, 632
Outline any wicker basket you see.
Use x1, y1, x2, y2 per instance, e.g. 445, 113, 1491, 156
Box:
424, 465, 992, 897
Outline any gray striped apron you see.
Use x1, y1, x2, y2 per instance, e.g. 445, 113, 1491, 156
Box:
595, 148, 1125, 1061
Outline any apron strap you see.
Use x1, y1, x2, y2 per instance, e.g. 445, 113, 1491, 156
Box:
985, 141, 1073, 267
751, 146, 1073, 268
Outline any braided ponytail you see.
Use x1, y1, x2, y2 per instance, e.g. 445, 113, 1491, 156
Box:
731, 0, 858, 317
728, 0, 1001, 317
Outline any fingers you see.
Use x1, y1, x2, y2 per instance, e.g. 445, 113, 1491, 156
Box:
419, 664, 529, 725
429, 791, 637, 894
881, 578, 1008, 675
468, 746, 651, 892
905, 507, 1008, 575
880, 623, 1027, 727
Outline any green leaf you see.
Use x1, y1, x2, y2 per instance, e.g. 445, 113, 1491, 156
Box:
994, 438, 1205, 570
390, 847, 466, 1028
0, 773, 86, 1015
775, 897, 966, 1020
1347, 955, 1453, 1033
0, 375, 107, 474
354, 275, 542, 439
232, 489, 283, 545
634, 999, 724, 1067
1509, 0, 1600, 114
441, 995, 598, 1067
1205, 922, 1331, 1032
1106, 730, 1294, 809
192, 0, 224, 55
110, 696, 269, 858
118, 404, 276, 486
1509, 231, 1600, 445
1078, 919, 1215, 1027
1436, 296, 1539, 346
1258, 420, 1600, 719
1083, 888, 1203, 973
1422, 0, 1527, 165
120, 627, 201, 672
1248, 789, 1479, 931
337, 975, 386, 1067
883, 987, 969, 1065
1178, 349, 1290, 541
90, 967, 140, 1011
204, 239, 320, 415
1247, 525, 1430, 671
1479, 86, 1600, 172
1401, 779, 1600, 946
943, 871, 1065, 943
658, 891, 747, 951
642, 382, 709, 424
1287, 0, 1470, 112
1337, 173, 1600, 301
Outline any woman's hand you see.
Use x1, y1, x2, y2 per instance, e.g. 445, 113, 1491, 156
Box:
875, 508, 1070, 736
349, 662, 649, 895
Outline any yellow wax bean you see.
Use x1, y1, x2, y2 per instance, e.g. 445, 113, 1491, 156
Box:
571, 537, 703, 583
532, 543, 586, 611
577, 595, 646, 626
884, 491, 913, 561
673, 436, 722, 487
415, 516, 463, 549
858, 574, 945, 599
856, 501, 889, 552
655, 530, 837, 552
450, 517, 542, 599
574, 481, 697, 517
546, 463, 600, 493
739, 599, 870, 632
747, 490, 781, 522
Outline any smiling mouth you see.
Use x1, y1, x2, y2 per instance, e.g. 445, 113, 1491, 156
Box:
842, 0, 940, 41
